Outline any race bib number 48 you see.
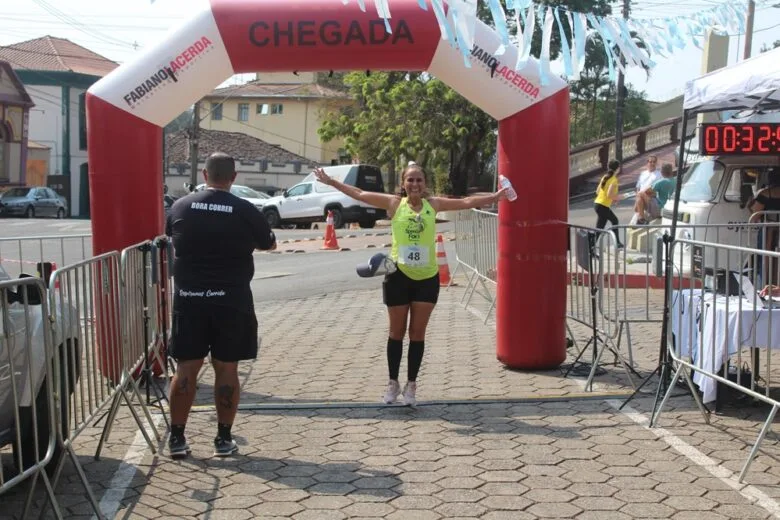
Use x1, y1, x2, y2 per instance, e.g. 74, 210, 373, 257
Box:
399, 245, 429, 267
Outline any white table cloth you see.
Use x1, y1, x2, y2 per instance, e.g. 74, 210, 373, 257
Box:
671, 289, 780, 403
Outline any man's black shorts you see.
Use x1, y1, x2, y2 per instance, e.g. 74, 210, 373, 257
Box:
170, 305, 258, 362
382, 269, 440, 307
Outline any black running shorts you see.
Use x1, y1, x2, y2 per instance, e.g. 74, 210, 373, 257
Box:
382, 269, 440, 307
170, 305, 258, 362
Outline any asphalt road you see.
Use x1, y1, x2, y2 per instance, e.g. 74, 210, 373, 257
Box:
1, 195, 632, 299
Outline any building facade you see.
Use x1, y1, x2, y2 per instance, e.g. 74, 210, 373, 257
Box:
165, 128, 318, 196
0, 36, 117, 217
200, 72, 352, 165
0, 61, 34, 187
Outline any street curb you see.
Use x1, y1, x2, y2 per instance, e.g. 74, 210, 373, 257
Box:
262, 232, 454, 255
188, 392, 636, 412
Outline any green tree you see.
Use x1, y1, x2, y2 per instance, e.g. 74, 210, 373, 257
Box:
569, 30, 651, 146
165, 108, 193, 133
315, 71, 349, 91
319, 72, 496, 195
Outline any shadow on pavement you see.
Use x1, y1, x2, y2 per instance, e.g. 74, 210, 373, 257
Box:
0, 452, 152, 520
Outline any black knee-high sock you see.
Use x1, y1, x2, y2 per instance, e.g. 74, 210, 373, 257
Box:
387, 338, 403, 380
408, 340, 425, 382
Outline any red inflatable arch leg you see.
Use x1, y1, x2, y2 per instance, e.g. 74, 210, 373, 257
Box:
87, 0, 569, 374
496, 89, 569, 369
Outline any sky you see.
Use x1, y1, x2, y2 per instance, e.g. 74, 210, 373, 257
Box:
1, 0, 779, 101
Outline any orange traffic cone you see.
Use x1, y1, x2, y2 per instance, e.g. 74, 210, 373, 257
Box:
436, 234, 454, 286
321, 210, 340, 250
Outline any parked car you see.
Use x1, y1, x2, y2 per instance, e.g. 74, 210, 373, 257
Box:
0, 187, 67, 219
0, 266, 79, 473
194, 183, 270, 210
261, 164, 387, 229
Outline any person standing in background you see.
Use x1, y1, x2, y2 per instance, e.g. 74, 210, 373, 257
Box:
165, 152, 276, 459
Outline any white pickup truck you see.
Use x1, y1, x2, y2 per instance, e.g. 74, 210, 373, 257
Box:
261, 164, 388, 229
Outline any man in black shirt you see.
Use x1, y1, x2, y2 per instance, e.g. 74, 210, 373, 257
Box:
165, 152, 276, 458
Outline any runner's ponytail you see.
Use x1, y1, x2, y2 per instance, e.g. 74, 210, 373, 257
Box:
598, 160, 621, 192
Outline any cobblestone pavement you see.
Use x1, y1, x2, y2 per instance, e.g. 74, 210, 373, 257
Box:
2, 282, 780, 519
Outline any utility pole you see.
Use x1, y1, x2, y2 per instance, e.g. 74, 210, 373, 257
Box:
162, 126, 167, 190
189, 101, 200, 188
614, 0, 630, 163
743, 0, 756, 59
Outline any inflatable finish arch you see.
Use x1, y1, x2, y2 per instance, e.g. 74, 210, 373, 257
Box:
87, 0, 569, 369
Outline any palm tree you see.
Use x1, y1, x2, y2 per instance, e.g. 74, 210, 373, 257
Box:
571, 26, 651, 143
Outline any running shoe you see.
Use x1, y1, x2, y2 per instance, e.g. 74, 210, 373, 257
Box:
168, 435, 191, 460
383, 380, 401, 404
213, 437, 239, 457
402, 381, 417, 407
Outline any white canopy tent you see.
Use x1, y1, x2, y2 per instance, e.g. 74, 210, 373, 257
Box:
652, 47, 780, 421
683, 46, 780, 112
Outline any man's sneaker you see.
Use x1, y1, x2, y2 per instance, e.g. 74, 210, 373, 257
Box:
383, 380, 401, 404
168, 435, 191, 460
213, 437, 238, 457
402, 381, 417, 407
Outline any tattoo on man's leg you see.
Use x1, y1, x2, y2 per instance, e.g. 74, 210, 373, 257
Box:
217, 385, 235, 409
175, 376, 189, 396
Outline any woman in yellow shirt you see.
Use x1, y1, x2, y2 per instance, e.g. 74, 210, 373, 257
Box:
593, 159, 625, 248
314, 164, 507, 406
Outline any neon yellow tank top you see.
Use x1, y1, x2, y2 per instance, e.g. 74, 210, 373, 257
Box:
594, 175, 618, 207
390, 197, 438, 280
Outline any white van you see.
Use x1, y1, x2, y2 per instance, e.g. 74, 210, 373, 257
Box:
661, 155, 779, 241
261, 164, 387, 229
662, 112, 780, 249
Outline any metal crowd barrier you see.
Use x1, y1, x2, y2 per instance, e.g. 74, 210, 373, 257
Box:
154, 236, 175, 378
565, 224, 637, 390
117, 239, 172, 426
93, 241, 171, 461
656, 238, 780, 482
0, 277, 62, 518
44, 252, 159, 519
0, 234, 91, 280
594, 220, 780, 370
450, 209, 498, 323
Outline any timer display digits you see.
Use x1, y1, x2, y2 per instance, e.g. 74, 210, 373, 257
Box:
700, 123, 780, 155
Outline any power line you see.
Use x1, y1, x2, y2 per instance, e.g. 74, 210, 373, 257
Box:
726, 20, 780, 35
2, 16, 171, 32
0, 44, 124, 63
0, 10, 185, 20
5, 51, 330, 159
31, 0, 137, 50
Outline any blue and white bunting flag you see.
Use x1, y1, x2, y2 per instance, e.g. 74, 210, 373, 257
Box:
399, 0, 748, 83
539, 6, 554, 86
430, 0, 454, 42
486, 0, 510, 55
515, 4, 535, 71
554, 8, 573, 78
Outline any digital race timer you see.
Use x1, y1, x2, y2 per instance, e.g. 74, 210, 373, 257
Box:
699, 123, 780, 155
